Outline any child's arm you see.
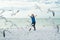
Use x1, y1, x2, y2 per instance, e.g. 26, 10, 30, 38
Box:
35, 15, 37, 17
28, 15, 31, 17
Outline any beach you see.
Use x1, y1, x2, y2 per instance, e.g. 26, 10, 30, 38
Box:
0, 18, 60, 40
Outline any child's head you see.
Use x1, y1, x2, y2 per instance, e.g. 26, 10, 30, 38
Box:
31, 14, 34, 16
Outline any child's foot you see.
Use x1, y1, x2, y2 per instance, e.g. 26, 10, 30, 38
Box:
34, 29, 36, 31
29, 28, 31, 31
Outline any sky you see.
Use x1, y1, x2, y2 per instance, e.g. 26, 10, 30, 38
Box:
0, 0, 60, 18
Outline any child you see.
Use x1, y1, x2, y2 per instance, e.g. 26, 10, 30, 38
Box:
29, 14, 37, 31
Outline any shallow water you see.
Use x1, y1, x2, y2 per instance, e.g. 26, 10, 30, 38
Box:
7, 18, 60, 27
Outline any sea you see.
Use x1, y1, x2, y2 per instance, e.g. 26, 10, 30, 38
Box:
0, 17, 60, 30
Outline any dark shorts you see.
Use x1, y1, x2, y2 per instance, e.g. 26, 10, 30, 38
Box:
32, 22, 36, 26
32, 22, 36, 30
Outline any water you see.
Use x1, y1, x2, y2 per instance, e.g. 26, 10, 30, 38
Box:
7, 18, 60, 27
0, 18, 60, 29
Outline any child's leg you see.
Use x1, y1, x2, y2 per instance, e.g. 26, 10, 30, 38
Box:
32, 24, 36, 31
34, 25, 36, 31
29, 28, 31, 31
